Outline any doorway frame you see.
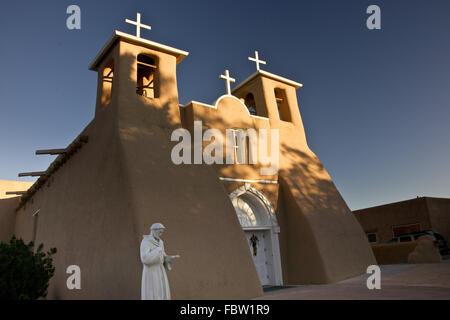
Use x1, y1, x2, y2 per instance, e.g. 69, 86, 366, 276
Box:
229, 183, 283, 286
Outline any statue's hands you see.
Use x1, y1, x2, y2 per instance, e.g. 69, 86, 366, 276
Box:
166, 255, 180, 263
163, 255, 180, 271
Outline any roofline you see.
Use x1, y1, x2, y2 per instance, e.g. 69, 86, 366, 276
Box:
353, 196, 450, 212
88, 30, 189, 71
231, 70, 303, 93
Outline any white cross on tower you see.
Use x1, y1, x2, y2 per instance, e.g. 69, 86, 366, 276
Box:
219, 69, 236, 95
125, 12, 151, 38
248, 50, 267, 71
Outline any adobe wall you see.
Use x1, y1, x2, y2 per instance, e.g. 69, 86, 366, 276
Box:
407, 235, 442, 264
14, 104, 140, 299
353, 198, 432, 243
0, 180, 34, 200
426, 198, 450, 243
0, 198, 20, 243
0, 180, 33, 243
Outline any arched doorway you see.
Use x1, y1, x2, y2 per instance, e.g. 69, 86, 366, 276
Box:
229, 183, 283, 286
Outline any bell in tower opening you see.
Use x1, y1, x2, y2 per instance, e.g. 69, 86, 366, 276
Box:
136, 54, 157, 98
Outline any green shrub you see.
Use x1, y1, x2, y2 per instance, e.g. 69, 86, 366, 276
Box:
0, 236, 57, 300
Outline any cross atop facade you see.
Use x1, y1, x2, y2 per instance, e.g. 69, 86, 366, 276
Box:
248, 50, 267, 71
219, 69, 236, 95
125, 12, 151, 38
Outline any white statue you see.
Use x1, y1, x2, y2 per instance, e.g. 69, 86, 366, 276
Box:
140, 223, 180, 300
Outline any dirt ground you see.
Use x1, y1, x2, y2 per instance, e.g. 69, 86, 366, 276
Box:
256, 258, 450, 300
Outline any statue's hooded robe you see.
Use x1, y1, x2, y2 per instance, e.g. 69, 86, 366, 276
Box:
140, 234, 172, 300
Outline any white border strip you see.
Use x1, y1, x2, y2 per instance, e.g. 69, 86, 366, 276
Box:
89, 30, 189, 70
232, 70, 303, 93
219, 177, 278, 184
182, 96, 270, 120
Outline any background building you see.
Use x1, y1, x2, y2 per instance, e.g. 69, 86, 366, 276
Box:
353, 197, 450, 244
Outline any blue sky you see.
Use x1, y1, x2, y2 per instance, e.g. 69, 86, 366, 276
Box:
0, 0, 449, 210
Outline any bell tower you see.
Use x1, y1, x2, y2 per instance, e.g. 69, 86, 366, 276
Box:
233, 70, 304, 126
231, 52, 307, 145
88, 13, 188, 126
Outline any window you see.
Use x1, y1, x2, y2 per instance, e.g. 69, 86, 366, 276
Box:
101, 60, 114, 106
136, 54, 157, 98
367, 233, 377, 243
274, 88, 291, 122
230, 128, 257, 165
231, 129, 245, 164
244, 93, 257, 115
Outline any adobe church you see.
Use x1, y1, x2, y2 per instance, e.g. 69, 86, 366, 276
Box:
0, 15, 376, 299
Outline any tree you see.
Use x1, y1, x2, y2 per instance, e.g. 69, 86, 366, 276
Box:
0, 236, 57, 300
